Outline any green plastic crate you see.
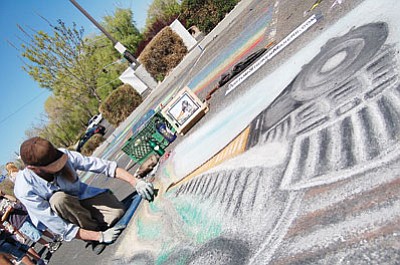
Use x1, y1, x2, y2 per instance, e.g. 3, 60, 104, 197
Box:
122, 112, 174, 164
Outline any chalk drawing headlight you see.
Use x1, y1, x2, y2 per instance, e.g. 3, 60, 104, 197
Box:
291, 22, 388, 101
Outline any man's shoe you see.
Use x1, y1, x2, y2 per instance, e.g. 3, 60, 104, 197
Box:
53, 234, 63, 242
90, 241, 107, 255
48, 241, 61, 253
36, 259, 47, 265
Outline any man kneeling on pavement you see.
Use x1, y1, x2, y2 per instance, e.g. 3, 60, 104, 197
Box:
14, 137, 155, 251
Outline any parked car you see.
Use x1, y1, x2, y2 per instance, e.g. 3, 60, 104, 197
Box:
76, 124, 106, 152
87, 113, 103, 129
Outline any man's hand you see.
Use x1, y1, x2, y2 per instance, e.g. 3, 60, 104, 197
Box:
99, 227, 124, 243
114, 167, 156, 201
135, 180, 155, 201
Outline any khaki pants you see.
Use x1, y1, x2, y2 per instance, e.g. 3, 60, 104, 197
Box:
49, 191, 125, 231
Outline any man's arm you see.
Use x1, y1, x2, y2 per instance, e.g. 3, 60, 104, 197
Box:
75, 228, 101, 241
114, 167, 139, 186
115, 168, 155, 201
75, 227, 123, 244
66, 150, 156, 200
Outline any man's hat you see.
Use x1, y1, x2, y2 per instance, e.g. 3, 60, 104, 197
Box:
20, 137, 68, 173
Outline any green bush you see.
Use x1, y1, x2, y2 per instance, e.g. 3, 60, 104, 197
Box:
181, 0, 240, 34
99, 84, 142, 126
81, 134, 105, 156
138, 27, 188, 81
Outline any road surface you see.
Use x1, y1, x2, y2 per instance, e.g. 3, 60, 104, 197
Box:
47, 0, 400, 264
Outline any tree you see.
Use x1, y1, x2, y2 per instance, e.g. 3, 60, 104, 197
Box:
19, 20, 103, 103
16, 9, 144, 149
88, 8, 142, 98
181, 0, 239, 33
102, 8, 143, 55
24, 109, 79, 148
44, 95, 92, 128
145, 0, 181, 30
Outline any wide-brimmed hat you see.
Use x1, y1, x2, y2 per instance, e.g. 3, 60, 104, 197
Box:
20, 137, 68, 173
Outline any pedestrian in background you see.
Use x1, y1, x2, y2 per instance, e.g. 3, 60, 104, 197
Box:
0, 191, 61, 253
5, 162, 19, 183
0, 227, 46, 265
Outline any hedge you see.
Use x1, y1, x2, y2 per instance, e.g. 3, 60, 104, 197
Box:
80, 134, 105, 156
99, 84, 142, 127
139, 26, 187, 81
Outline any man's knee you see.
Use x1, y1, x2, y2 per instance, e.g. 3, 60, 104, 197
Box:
106, 207, 124, 227
49, 192, 78, 212
49, 191, 69, 208
114, 207, 125, 219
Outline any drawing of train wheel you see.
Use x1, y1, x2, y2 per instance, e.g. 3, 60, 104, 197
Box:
292, 22, 388, 101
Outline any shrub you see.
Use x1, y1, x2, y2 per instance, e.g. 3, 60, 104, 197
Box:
81, 134, 105, 156
99, 84, 142, 126
135, 15, 184, 57
181, 0, 240, 34
138, 27, 188, 81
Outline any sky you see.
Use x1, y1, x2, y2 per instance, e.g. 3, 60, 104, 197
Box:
0, 0, 152, 167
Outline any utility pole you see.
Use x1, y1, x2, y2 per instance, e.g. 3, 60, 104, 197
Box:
69, 0, 139, 69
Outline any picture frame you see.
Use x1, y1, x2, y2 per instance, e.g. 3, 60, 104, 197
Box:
161, 86, 208, 135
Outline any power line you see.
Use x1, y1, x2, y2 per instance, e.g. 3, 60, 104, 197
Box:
0, 90, 48, 126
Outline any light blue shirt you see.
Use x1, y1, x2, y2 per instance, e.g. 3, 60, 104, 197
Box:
14, 149, 118, 241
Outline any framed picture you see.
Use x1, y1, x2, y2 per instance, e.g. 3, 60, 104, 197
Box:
161, 86, 208, 135
166, 92, 200, 126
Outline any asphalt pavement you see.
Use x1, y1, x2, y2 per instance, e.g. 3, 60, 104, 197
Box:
46, 0, 400, 264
